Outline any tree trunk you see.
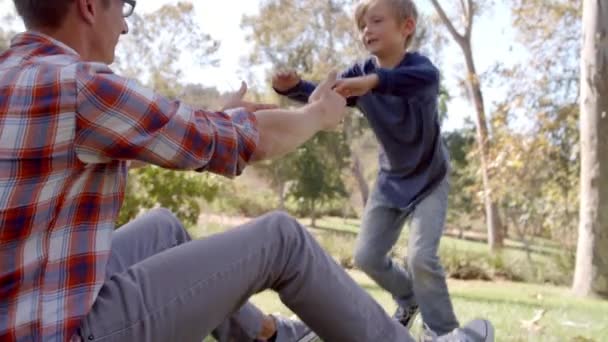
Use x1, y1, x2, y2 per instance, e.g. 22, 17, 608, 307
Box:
429, 0, 504, 251
277, 181, 286, 210
572, 0, 608, 298
351, 155, 369, 206
310, 200, 317, 228
461, 40, 504, 250
343, 114, 369, 206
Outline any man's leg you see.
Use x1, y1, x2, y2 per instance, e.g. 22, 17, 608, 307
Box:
79, 211, 414, 342
354, 187, 415, 307
212, 302, 265, 341
103, 208, 277, 341
407, 177, 459, 335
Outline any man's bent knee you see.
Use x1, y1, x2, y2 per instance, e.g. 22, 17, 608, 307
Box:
144, 207, 190, 244
253, 211, 307, 241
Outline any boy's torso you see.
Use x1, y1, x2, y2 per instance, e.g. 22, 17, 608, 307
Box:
352, 54, 448, 209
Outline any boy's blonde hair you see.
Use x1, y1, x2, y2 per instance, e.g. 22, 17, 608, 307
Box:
354, 0, 418, 49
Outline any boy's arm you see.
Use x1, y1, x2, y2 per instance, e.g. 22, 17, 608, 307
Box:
374, 62, 440, 97
275, 66, 361, 107
274, 80, 317, 104
335, 60, 439, 98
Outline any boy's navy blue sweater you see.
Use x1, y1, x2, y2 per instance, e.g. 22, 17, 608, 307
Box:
279, 52, 448, 209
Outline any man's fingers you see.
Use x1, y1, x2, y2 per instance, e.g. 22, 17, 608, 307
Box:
317, 71, 338, 94
252, 103, 279, 111
310, 71, 338, 102
240, 101, 279, 113
236, 81, 247, 98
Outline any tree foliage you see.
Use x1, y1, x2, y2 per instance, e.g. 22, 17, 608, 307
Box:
241, 0, 357, 221
115, 2, 223, 227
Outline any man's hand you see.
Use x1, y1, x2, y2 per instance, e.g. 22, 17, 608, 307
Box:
250, 71, 347, 162
308, 71, 347, 130
221, 81, 278, 113
333, 74, 379, 98
271, 70, 301, 92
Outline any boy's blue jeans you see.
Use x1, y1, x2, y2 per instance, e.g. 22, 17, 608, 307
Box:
354, 175, 460, 335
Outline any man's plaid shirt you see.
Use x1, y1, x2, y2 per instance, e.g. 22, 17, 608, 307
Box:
0, 32, 259, 341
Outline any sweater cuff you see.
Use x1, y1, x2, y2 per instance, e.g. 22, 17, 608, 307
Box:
374, 69, 391, 93
273, 80, 303, 96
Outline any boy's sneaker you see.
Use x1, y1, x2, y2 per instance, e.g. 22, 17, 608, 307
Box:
421, 319, 495, 342
267, 315, 320, 342
393, 304, 420, 329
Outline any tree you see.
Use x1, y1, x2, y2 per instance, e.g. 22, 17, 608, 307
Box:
429, 0, 504, 250
114, 2, 219, 89
444, 122, 479, 235
0, 0, 17, 52
572, 0, 608, 298
491, 0, 581, 250
241, 0, 355, 219
289, 132, 349, 227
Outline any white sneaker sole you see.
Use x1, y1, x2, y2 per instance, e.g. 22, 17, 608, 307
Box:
298, 330, 320, 342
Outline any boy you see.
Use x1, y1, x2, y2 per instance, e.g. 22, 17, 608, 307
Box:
273, 0, 493, 340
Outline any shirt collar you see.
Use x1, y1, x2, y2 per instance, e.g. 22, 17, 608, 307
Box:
10, 31, 81, 57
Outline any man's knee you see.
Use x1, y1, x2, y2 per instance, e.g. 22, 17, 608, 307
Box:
256, 210, 305, 238
145, 207, 190, 243
261, 210, 300, 229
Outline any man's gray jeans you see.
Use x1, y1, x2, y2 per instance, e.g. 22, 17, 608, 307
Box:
77, 208, 415, 342
354, 176, 460, 335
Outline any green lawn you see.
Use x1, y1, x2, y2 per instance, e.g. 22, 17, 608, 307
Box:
249, 270, 608, 342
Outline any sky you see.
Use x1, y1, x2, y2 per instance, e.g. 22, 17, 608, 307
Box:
1, 0, 521, 131
132, 0, 520, 132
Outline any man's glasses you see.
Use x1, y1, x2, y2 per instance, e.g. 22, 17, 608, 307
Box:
123, 0, 136, 17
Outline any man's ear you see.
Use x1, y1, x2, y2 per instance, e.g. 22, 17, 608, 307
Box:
76, 0, 97, 25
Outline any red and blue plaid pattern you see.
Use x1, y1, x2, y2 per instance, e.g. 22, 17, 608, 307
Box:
0, 32, 258, 341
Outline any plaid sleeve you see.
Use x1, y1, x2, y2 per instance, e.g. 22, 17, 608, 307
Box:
74, 62, 258, 177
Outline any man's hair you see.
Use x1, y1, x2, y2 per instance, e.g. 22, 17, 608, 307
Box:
354, 0, 419, 49
13, 0, 110, 29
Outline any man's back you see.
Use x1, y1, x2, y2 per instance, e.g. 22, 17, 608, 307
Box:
0, 32, 129, 341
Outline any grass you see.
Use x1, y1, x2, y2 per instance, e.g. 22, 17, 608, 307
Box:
248, 270, 608, 342
298, 216, 572, 285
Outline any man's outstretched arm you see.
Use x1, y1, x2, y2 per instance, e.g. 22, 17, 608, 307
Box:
76, 64, 344, 176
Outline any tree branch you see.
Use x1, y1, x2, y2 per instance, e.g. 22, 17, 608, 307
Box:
429, 0, 465, 46
465, 0, 474, 40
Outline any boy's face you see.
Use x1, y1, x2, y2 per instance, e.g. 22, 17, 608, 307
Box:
358, 0, 414, 57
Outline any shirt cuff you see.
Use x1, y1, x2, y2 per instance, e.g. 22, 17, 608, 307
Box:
273, 81, 303, 96
196, 108, 259, 177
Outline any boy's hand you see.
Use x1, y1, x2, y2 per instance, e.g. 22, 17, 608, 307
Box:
272, 70, 301, 92
221, 81, 278, 113
333, 74, 379, 98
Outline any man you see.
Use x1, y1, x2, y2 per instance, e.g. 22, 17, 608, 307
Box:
0, 1, 493, 341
